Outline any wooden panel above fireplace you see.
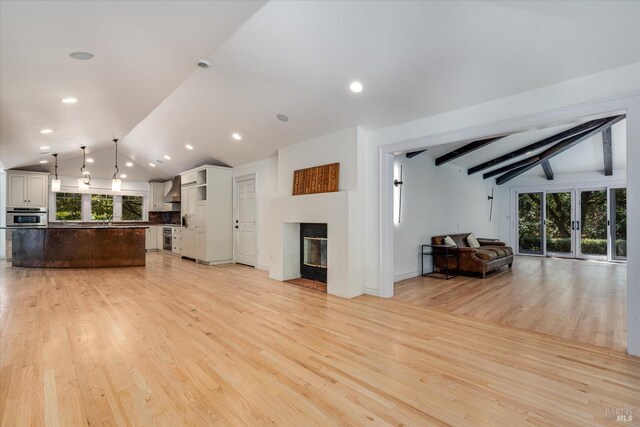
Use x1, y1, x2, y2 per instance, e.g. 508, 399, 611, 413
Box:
292, 163, 339, 196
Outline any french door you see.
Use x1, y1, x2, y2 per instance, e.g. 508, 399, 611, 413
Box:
517, 186, 625, 261
545, 191, 575, 257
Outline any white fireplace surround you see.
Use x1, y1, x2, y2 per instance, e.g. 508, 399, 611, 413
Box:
268, 191, 363, 298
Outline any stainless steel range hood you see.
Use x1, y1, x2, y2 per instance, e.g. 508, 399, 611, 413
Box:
164, 176, 181, 203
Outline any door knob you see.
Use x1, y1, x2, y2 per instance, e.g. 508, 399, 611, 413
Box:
235, 225, 239, 229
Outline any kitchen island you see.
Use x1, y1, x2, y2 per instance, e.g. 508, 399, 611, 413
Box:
10, 225, 147, 268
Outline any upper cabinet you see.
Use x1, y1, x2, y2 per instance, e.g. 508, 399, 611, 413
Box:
149, 182, 165, 211
7, 171, 49, 208
149, 181, 178, 212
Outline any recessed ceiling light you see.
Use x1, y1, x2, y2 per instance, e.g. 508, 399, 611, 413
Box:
125, 162, 133, 167
149, 163, 156, 167
86, 158, 94, 163
163, 155, 171, 160
276, 114, 289, 122
70, 51, 94, 60
197, 60, 211, 68
232, 133, 242, 141
120, 174, 127, 179
40, 129, 53, 134
349, 81, 363, 93
185, 144, 194, 150
61, 97, 77, 104
39, 160, 48, 164
40, 145, 50, 150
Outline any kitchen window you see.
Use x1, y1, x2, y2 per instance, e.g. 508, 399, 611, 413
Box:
91, 194, 114, 220
122, 195, 143, 221
52, 192, 148, 222
55, 193, 82, 221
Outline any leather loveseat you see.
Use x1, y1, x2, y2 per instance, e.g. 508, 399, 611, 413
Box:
431, 233, 513, 278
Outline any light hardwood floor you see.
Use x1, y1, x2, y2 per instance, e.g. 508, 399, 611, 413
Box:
1, 254, 638, 426
394, 256, 627, 352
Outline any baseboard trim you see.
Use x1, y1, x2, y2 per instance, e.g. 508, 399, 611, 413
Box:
256, 264, 269, 272
394, 270, 421, 282
196, 259, 233, 266
363, 287, 379, 297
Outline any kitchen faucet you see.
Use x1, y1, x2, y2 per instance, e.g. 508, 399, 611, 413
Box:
103, 214, 122, 225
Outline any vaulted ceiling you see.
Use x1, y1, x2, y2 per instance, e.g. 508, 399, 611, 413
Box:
1, 1, 639, 181
423, 118, 627, 182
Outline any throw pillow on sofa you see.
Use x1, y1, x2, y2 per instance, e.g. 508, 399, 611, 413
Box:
443, 235, 456, 246
467, 233, 481, 248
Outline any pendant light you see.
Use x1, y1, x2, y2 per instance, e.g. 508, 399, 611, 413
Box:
51, 153, 61, 192
111, 138, 121, 192
78, 146, 91, 190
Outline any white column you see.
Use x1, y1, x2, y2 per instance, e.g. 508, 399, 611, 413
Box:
379, 150, 394, 298
627, 105, 640, 356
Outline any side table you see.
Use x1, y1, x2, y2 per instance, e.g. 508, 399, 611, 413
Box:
421, 244, 458, 279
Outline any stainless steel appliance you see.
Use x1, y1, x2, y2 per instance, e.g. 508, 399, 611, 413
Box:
6, 207, 47, 227
162, 226, 173, 251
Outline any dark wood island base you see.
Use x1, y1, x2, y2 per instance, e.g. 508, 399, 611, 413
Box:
11, 226, 147, 268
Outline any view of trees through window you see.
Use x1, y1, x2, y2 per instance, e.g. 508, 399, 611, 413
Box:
613, 188, 627, 258
518, 193, 542, 253
519, 188, 626, 258
91, 194, 114, 220
55, 193, 145, 222
55, 193, 82, 221
546, 192, 572, 253
122, 195, 143, 220
580, 190, 608, 255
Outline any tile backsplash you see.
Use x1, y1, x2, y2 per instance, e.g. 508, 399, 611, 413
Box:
149, 211, 181, 225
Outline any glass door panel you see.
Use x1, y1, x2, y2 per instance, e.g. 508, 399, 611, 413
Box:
545, 191, 574, 256
518, 192, 543, 255
578, 189, 608, 259
610, 188, 627, 260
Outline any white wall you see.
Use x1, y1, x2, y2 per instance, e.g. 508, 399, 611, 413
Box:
393, 155, 498, 280
233, 157, 278, 271
626, 104, 640, 356
277, 127, 358, 195
266, 126, 366, 297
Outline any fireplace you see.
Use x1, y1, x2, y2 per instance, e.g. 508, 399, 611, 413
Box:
300, 223, 327, 283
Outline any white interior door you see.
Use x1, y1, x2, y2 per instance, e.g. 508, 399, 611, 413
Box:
234, 177, 256, 266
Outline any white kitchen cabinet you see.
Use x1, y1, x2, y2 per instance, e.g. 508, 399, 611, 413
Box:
196, 204, 207, 231
172, 227, 182, 254
183, 228, 197, 259
197, 230, 207, 260
180, 165, 232, 265
180, 184, 198, 259
145, 226, 158, 250
7, 171, 49, 208
156, 226, 163, 250
182, 185, 197, 217
149, 182, 165, 211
